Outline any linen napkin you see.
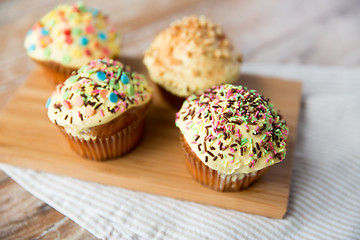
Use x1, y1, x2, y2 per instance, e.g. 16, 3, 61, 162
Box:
1, 64, 359, 240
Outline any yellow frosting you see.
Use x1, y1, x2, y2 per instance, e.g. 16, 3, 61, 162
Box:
47, 59, 152, 140
24, 2, 121, 68
143, 15, 241, 97
176, 84, 288, 174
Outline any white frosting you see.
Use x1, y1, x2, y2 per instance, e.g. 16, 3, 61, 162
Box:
176, 84, 288, 174
47, 59, 152, 140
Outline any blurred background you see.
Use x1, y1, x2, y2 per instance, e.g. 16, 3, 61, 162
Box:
1, 0, 360, 103
0, 0, 359, 239
3, 0, 360, 63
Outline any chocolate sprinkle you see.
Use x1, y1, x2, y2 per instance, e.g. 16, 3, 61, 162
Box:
94, 103, 103, 110
206, 150, 214, 157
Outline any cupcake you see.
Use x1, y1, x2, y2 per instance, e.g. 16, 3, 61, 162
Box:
175, 84, 289, 191
46, 59, 152, 161
24, 2, 121, 85
143, 15, 241, 109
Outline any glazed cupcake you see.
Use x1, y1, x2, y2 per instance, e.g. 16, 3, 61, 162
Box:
175, 84, 289, 191
24, 2, 121, 85
46, 59, 152, 161
143, 15, 242, 109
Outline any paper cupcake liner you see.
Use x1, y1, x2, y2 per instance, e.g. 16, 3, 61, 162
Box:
59, 117, 145, 161
181, 135, 270, 191
33, 59, 77, 85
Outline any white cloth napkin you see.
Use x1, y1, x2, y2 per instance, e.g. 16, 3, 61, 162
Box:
1, 64, 360, 240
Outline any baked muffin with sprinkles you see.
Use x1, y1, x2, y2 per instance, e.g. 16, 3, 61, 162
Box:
175, 84, 288, 191
143, 15, 242, 109
24, 1, 121, 85
46, 59, 152, 161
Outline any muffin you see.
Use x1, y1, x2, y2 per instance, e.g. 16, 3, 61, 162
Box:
46, 58, 152, 161
175, 84, 289, 191
25, 2, 121, 85
143, 15, 242, 109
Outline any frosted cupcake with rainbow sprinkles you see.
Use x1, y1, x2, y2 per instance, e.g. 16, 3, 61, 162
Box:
46, 59, 152, 161
24, 2, 121, 84
176, 84, 288, 191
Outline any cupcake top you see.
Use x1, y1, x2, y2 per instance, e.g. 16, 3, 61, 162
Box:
47, 59, 152, 139
143, 15, 241, 97
24, 2, 121, 68
175, 84, 288, 174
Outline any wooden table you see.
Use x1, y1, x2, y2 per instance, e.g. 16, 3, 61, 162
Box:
1, 0, 359, 239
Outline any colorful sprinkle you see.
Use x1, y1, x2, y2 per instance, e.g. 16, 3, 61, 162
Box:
85, 105, 95, 117
79, 36, 88, 45
40, 28, 49, 36
65, 36, 73, 44
90, 8, 99, 16
127, 85, 134, 96
72, 48, 82, 58
72, 27, 82, 36
77, 1, 86, 12
121, 74, 129, 84
64, 29, 71, 35
98, 32, 107, 40
45, 98, 51, 108
108, 92, 118, 103
84, 49, 92, 56
110, 79, 119, 90
74, 96, 84, 106
28, 44, 36, 51
62, 55, 71, 64
85, 25, 94, 34
68, 75, 80, 83
63, 100, 72, 110
102, 47, 110, 55
44, 48, 51, 57
99, 89, 108, 99
62, 91, 69, 100
96, 71, 106, 81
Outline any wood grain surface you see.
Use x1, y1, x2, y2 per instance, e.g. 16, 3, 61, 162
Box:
1, 0, 360, 239
0, 58, 301, 218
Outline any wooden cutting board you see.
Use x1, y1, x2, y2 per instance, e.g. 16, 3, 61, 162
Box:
0, 57, 302, 218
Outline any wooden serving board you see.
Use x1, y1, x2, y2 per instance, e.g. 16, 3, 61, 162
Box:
0, 57, 301, 218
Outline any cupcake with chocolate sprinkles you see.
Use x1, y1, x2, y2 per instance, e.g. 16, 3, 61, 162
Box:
175, 84, 288, 191
24, 2, 121, 85
143, 15, 241, 109
46, 58, 152, 161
